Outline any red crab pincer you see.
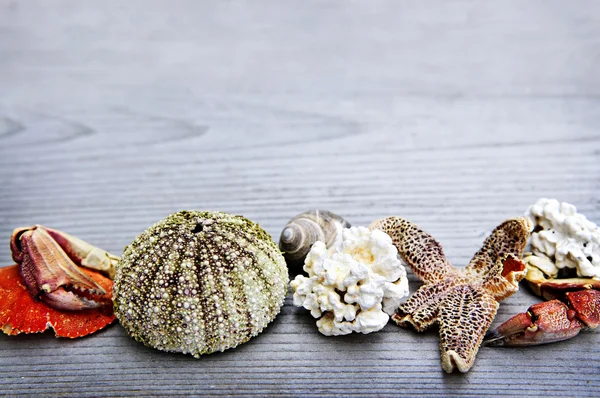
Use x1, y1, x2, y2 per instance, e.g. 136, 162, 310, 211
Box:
0, 225, 119, 338
484, 263, 600, 346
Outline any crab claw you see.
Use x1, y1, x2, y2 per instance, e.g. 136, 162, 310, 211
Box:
565, 289, 600, 329
484, 300, 584, 346
485, 289, 600, 347
10, 225, 118, 311
0, 264, 116, 337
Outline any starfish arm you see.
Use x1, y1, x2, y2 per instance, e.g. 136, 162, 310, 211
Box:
438, 285, 499, 373
466, 217, 532, 277
481, 255, 527, 301
370, 217, 454, 284
392, 280, 453, 331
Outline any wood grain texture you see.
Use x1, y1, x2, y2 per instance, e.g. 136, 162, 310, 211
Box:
0, 0, 599, 396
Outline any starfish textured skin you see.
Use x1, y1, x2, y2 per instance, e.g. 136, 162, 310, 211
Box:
370, 217, 532, 373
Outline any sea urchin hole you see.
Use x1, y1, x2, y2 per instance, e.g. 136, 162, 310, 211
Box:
191, 224, 203, 234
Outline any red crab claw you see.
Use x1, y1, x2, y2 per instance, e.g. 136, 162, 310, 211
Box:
566, 289, 600, 329
10, 225, 118, 311
0, 264, 116, 338
484, 289, 600, 346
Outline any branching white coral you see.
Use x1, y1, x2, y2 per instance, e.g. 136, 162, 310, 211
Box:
524, 198, 600, 279
290, 226, 409, 336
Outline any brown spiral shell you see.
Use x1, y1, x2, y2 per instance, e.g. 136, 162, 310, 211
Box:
279, 210, 350, 270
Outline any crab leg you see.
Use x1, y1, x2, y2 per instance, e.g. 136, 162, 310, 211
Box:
484, 290, 600, 346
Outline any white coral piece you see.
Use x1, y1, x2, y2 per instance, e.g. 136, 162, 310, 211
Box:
524, 198, 600, 279
290, 226, 410, 336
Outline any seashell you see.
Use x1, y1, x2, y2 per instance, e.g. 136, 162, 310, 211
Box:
113, 210, 288, 357
279, 210, 350, 270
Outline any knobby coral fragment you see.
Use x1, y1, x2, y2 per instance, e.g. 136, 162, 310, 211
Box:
290, 226, 409, 336
525, 198, 600, 279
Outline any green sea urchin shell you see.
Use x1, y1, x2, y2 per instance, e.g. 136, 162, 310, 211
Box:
113, 210, 288, 357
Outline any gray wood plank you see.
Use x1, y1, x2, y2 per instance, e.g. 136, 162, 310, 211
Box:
0, 0, 599, 396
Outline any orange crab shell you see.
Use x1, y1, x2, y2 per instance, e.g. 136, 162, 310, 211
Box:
525, 264, 600, 301
0, 264, 116, 338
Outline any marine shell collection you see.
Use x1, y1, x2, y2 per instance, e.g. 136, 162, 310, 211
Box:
1, 201, 598, 374
113, 210, 288, 357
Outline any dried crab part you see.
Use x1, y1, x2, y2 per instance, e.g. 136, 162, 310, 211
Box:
370, 217, 531, 373
0, 264, 115, 338
524, 262, 600, 301
484, 200, 600, 347
0, 225, 119, 338
485, 289, 600, 346
10, 225, 118, 311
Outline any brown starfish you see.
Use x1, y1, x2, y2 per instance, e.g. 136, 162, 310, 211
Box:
370, 217, 532, 373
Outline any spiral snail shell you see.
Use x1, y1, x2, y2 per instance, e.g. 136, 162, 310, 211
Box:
113, 210, 288, 357
279, 210, 350, 270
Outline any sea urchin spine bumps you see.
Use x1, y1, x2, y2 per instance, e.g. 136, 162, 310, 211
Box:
113, 211, 288, 357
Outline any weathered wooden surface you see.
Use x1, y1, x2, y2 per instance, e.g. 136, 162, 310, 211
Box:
1, 0, 599, 396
